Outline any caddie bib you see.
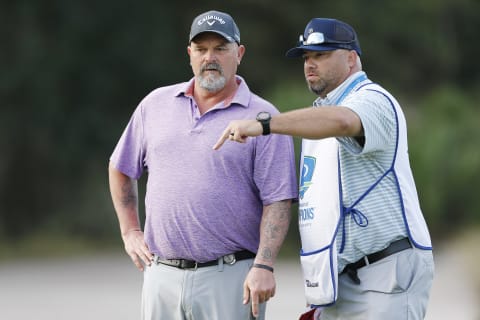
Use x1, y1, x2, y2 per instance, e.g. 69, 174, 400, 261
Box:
299, 137, 341, 306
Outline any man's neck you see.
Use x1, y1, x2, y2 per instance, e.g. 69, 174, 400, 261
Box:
193, 78, 239, 114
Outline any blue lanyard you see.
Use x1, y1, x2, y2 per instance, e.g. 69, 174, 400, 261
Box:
333, 74, 368, 105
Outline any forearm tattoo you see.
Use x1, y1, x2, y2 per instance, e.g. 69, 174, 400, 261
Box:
120, 180, 138, 209
259, 200, 291, 262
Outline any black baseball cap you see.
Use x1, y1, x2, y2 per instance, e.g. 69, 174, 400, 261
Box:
286, 18, 362, 57
189, 10, 240, 44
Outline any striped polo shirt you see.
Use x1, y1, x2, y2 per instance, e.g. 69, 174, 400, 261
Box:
313, 71, 430, 272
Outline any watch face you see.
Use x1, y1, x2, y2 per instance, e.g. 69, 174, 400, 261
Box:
257, 112, 271, 121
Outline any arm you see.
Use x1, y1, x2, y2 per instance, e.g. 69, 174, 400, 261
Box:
108, 162, 152, 271
271, 106, 362, 139
213, 106, 363, 149
243, 199, 292, 317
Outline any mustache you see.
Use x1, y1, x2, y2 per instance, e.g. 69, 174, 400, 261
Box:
201, 62, 223, 74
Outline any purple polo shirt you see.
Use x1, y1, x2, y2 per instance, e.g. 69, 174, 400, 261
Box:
110, 76, 298, 262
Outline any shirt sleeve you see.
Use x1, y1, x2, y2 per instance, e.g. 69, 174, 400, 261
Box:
338, 88, 397, 155
253, 132, 299, 206
109, 105, 146, 179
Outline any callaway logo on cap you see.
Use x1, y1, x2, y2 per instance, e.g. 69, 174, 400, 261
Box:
189, 10, 241, 44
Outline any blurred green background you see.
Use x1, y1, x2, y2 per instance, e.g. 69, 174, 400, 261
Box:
1, 0, 479, 258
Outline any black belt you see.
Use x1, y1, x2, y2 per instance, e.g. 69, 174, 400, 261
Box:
341, 238, 412, 284
154, 250, 256, 269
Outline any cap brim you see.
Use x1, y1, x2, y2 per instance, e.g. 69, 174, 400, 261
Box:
285, 44, 341, 58
190, 30, 237, 43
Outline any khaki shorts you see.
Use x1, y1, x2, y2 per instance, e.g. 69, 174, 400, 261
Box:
141, 258, 265, 320
321, 248, 434, 320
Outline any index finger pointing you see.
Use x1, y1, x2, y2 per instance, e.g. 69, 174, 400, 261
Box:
212, 128, 231, 150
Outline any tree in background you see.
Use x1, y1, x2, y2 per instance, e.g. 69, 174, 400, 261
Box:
1, 0, 479, 248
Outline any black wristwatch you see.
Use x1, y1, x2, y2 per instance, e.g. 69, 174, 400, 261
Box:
256, 112, 271, 135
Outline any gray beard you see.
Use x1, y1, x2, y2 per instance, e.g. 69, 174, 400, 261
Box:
199, 74, 227, 92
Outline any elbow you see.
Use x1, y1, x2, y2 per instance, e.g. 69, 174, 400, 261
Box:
337, 110, 363, 137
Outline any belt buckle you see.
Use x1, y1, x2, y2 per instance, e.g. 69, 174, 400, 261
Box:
173, 259, 184, 268
223, 253, 236, 265
180, 259, 197, 270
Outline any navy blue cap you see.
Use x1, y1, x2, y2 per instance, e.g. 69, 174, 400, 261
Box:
189, 10, 240, 44
286, 18, 362, 57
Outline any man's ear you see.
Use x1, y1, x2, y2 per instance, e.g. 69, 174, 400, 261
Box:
348, 50, 357, 68
237, 45, 246, 65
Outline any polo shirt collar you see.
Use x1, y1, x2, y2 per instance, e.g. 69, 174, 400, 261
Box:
175, 75, 250, 109
314, 71, 367, 106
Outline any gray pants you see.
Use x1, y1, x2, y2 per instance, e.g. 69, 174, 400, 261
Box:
321, 248, 434, 320
141, 258, 265, 320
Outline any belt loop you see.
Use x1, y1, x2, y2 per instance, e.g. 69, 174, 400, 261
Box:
218, 256, 224, 272
364, 256, 370, 266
